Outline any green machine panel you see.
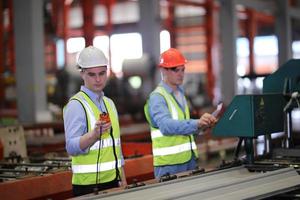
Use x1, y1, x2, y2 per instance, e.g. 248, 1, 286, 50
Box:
263, 59, 300, 93
212, 94, 286, 137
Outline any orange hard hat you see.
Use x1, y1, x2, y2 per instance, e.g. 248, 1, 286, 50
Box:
159, 48, 187, 68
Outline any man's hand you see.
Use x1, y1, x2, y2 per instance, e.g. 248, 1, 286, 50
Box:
197, 113, 217, 129
92, 120, 112, 140
79, 116, 112, 150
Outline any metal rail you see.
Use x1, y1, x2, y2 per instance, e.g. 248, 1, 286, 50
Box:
77, 167, 300, 200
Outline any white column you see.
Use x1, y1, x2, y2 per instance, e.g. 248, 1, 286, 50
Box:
13, 0, 52, 123
219, 0, 238, 105
275, 0, 292, 66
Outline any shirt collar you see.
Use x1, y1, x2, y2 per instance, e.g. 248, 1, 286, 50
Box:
80, 85, 104, 103
159, 81, 184, 94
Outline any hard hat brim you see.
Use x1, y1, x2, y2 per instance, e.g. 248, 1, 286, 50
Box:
159, 61, 187, 68
78, 64, 108, 69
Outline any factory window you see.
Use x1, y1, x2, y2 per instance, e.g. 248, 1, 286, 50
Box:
254, 35, 278, 74
56, 39, 65, 69
160, 30, 171, 53
110, 33, 143, 77
93, 35, 110, 62
66, 37, 85, 53
111, 1, 139, 24
237, 36, 278, 94
293, 41, 300, 58
237, 37, 249, 77
237, 35, 278, 76
254, 35, 278, 56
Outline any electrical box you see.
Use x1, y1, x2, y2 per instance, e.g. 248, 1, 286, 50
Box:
212, 94, 286, 137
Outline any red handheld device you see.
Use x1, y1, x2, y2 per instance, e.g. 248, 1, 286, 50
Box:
99, 113, 110, 123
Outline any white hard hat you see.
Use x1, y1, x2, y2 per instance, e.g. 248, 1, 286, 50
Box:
77, 46, 108, 68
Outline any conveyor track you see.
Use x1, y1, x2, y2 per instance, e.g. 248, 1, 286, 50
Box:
78, 166, 300, 200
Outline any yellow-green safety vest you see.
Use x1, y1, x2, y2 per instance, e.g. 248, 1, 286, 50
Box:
67, 91, 122, 185
144, 86, 198, 167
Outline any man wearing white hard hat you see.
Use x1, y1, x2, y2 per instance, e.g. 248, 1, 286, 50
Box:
63, 46, 127, 197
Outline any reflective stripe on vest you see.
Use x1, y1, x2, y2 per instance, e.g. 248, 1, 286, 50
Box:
152, 142, 197, 156
150, 87, 178, 140
89, 138, 121, 151
72, 160, 122, 173
151, 129, 163, 139
165, 96, 178, 120
74, 93, 96, 130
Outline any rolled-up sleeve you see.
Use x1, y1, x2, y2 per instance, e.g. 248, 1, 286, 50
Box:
64, 100, 89, 155
148, 93, 198, 135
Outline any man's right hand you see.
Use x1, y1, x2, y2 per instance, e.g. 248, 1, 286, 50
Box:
79, 119, 112, 150
197, 113, 217, 130
92, 120, 112, 140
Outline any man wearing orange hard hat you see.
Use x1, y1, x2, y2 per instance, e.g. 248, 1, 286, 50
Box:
144, 48, 217, 178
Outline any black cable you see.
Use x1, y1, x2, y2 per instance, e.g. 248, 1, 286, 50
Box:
109, 126, 121, 182
94, 126, 102, 195
234, 137, 244, 160
101, 102, 120, 183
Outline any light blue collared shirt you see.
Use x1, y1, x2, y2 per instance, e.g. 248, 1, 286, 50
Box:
63, 86, 124, 167
148, 81, 199, 135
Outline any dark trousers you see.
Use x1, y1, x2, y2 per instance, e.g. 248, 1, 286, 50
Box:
72, 179, 119, 197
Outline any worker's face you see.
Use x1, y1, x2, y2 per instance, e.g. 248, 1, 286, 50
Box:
162, 65, 185, 86
80, 66, 108, 93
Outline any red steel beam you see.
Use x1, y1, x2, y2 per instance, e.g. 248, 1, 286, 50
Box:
63, 1, 70, 60
246, 9, 257, 76
51, 0, 59, 37
0, 0, 4, 108
254, 11, 274, 24
8, 0, 15, 74
166, 0, 176, 47
205, 0, 216, 101
82, 0, 95, 46
0, 0, 3, 71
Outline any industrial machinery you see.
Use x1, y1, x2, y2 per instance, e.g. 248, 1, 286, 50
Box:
211, 59, 300, 197
213, 93, 286, 163
214, 59, 300, 163
69, 59, 300, 200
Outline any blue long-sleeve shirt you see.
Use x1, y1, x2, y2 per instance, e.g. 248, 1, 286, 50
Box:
148, 81, 199, 135
63, 86, 124, 165
148, 81, 199, 178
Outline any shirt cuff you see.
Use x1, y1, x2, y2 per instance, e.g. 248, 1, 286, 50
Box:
190, 119, 199, 131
